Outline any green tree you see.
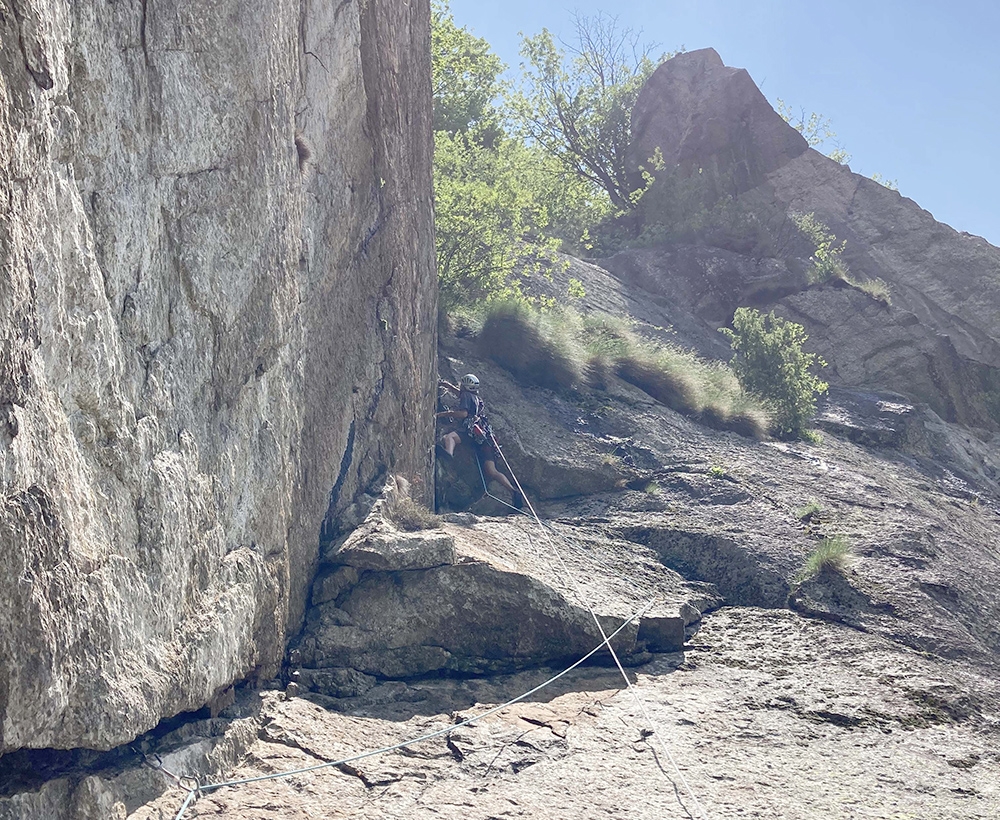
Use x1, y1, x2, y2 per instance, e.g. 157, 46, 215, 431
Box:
720, 308, 828, 438
509, 13, 664, 211
434, 131, 558, 310
432, 4, 617, 308
431, 1, 505, 141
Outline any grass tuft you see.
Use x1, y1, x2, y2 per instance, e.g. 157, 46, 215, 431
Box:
855, 277, 892, 305
797, 535, 852, 582
384, 476, 441, 532
582, 316, 771, 438
796, 499, 823, 521
388, 495, 442, 532
478, 300, 584, 389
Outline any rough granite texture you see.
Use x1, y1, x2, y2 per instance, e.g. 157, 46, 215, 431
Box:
0, 0, 435, 754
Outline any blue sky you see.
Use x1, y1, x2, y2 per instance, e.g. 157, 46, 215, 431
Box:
448, 0, 1000, 246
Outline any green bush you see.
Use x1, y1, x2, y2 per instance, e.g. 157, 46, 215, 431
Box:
721, 308, 828, 439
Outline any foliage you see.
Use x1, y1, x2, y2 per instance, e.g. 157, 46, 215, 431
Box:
790, 213, 892, 305
567, 278, 587, 298
870, 172, 898, 191
475, 305, 770, 437
721, 308, 828, 438
792, 212, 849, 284
707, 465, 728, 479
508, 13, 665, 211
432, 3, 616, 307
776, 99, 851, 164
435, 131, 561, 309
431, 1, 505, 142
797, 535, 853, 582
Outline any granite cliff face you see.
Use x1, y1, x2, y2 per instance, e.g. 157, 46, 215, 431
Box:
0, 0, 435, 756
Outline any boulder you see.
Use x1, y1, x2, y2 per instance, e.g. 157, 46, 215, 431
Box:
293, 501, 719, 683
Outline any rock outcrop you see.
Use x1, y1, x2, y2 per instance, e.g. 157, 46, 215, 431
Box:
0, 0, 435, 755
629, 48, 809, 190
291, 488, 717, 692
626, 48, 1000, 430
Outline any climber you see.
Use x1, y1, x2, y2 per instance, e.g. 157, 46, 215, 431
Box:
436, 373, 524, 510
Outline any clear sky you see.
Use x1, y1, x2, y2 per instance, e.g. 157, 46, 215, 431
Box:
448, 0, 1000, 246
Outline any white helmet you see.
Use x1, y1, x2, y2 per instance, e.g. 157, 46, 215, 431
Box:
460, 373, 480, 392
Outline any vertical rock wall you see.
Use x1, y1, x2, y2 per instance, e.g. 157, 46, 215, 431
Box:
0, 0, 435, 754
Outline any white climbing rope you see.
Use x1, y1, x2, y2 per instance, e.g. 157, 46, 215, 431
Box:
491, 438, 710, 820
170, 600, 656, 820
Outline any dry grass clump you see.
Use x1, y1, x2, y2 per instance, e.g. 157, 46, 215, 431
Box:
855, 277, 892, 305
389, 496, 442, 531
477, 300, 584, 389
582, 315, 771, 438
384, 475, 441, 531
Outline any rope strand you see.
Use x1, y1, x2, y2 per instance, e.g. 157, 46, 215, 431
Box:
491, 435, 709, 820
171, 600, 656, 820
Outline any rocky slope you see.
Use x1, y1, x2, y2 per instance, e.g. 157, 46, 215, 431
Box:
0, 0, 435, 757
627, 47, 1000, 431
3, 37, 1000, 820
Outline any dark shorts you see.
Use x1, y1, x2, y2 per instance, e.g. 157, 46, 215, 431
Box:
459, 430, 498, 462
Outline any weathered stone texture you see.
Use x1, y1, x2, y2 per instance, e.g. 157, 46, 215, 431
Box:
0, 0, 435, 754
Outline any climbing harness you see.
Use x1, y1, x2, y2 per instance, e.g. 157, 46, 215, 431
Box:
169, 603, 655, 819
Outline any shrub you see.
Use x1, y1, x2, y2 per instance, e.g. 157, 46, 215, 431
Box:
792, 212, 848, 284
797, 535, 852, 582
477, 300, 584, 389
721, 308, 828, 439
856, 277, 891, 305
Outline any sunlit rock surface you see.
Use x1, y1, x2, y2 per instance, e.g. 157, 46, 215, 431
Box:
0, 0, 435, 754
